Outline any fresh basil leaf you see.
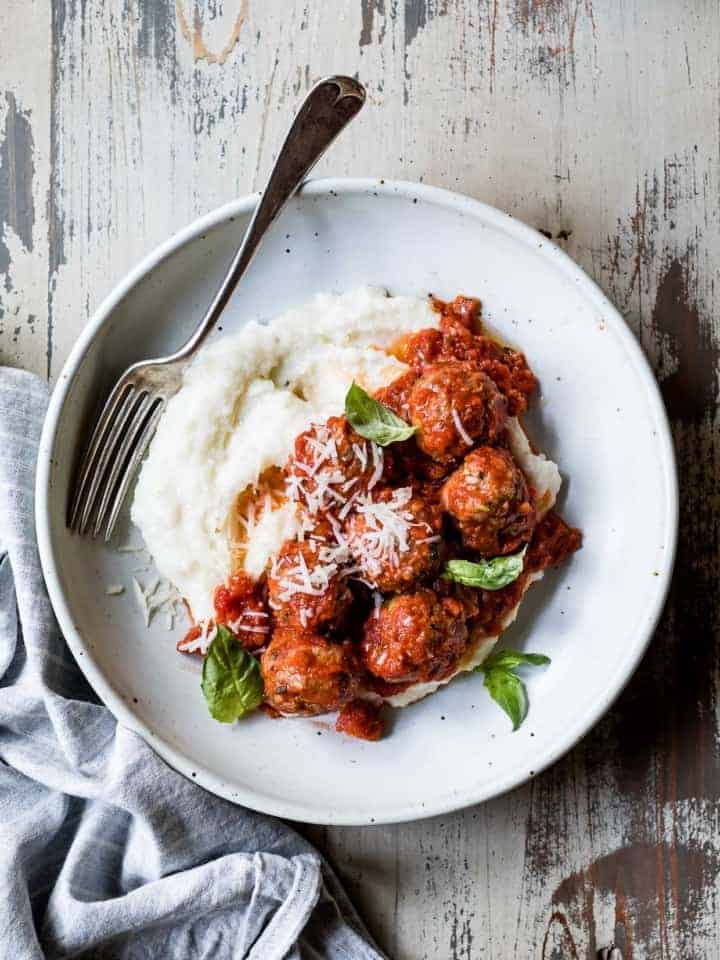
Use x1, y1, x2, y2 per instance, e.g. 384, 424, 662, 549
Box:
482, 650, 551, 671
345, 381, 417, 446
477, 648, 550, 730
442, 548, 527, 591
201, 626, 264, 723
483, 668, 527, 731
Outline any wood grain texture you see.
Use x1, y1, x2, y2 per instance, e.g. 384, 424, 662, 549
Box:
1, 1, 718, 956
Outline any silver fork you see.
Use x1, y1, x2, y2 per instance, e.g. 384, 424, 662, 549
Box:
68, 75, 366, 540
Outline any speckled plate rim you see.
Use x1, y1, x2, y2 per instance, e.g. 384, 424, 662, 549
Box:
35, 178, 678, 825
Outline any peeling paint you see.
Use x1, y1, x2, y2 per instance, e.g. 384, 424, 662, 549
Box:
138, 0, 176, 65
360, 0, 385, 47
541, 910, 581, 959
512, 0, 597, 84
0, 92, 35, 281
48, 0, 69, 377
405, 0, 447, 48
654, 256, 717, 422
552, 841, 720, 957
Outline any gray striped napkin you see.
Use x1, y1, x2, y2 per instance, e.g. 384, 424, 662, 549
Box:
0, 367, 383, 960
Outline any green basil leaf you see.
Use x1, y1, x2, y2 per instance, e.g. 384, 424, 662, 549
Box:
441, 548, 527, 591
201, 626, 264, 723
477, 647, 550, 730
482, 668, 527, 731
344, 381, 417, 446
482, 650, 551, 671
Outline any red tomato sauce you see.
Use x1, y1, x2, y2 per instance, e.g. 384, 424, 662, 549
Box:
214, 572, 270, 650
335, 699, 384, 740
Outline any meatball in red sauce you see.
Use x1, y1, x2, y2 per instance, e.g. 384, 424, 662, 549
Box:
441, 446, 536, 556
267, 536, 352, 632
286, 416, 384, 513
407, 361, 507, 461
361, 588, 471, 684
393, 297, 537, 416
343, 486, 443, 593
373, 369, 419, 422
261, 628, 360, 716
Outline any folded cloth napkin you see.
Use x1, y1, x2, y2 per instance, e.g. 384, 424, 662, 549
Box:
0, 368, 383, 960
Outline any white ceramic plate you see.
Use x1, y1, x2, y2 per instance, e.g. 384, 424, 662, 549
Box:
36, 179, 677, 825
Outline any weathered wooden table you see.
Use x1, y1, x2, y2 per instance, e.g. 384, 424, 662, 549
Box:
1, 2, 714, 956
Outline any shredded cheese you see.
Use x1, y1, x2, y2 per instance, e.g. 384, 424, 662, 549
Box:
286, 422, 382, 518
347, 488, 428, 580
451, 407, 474, 446
131, 576, 184, 631
271, 539, 351, 604
177, 620, 218, 655
368, 443, 384, 490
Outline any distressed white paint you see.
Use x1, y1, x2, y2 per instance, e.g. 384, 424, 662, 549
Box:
2, 1, 719, 957
0, 0, 51, 376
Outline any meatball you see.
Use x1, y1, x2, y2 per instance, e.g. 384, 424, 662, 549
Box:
286, 416, 384, 515
267, 536, 352, 631
343, 486, 443, 592
261, 628, 360, 716
373, 369, 419, 421
335, 699, 384, 740
361, 588, 470, 684
432, 298, 537, 415
407, 361, 507, 460
441, 446, 536, 556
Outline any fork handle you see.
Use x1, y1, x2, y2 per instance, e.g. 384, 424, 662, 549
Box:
173, 75, 366, 359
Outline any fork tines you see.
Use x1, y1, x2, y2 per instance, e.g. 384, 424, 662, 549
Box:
68, 380, 164, 541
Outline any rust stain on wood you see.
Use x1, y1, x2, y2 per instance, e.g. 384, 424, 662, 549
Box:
541, 909, 581, 959
552, 840, 720, 956
176, 0, 247, 65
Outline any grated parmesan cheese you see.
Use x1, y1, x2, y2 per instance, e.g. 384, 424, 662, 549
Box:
132, 576, 183, 631
347, 488, 427, 580
177, 619, 217, 655
451, 407, 474, 446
